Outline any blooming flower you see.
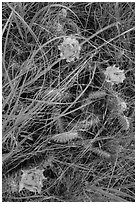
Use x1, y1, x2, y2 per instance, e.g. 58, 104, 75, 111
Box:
61, 8, 67, 18
58, 35, 81, 62
104, 65, 126, 84
56, 23, 63, 32
116, 96, 127, 113
19, 168, 45, 194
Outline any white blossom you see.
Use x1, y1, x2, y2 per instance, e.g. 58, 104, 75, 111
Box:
58, 35, 81, 62
117, 98, 127, 112
104, 65, 126, 84
61, 8, 67, 18
19, 168, 45, 194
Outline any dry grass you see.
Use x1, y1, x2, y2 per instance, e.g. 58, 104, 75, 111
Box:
2, 2, 135, 202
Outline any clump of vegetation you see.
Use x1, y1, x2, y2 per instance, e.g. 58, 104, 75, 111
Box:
2, 2, 135, 202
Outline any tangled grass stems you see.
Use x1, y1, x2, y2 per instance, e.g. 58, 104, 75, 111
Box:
2, 2, 134, 202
